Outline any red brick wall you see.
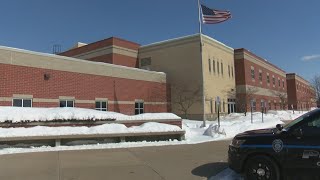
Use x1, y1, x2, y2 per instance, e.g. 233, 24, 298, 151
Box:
112, 54, 138, 68
240, 60, 287, 93
286, 78, 297, 109
0, 63, 169, 115
234, 58, 246, 85
88, 54, 113, 64
235, 49, 288, 112
237, 93, 285, 112
286, 74, 316, 110
59, 37, 140, 57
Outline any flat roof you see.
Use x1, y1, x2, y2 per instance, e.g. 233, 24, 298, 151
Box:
0, 45, 165, 76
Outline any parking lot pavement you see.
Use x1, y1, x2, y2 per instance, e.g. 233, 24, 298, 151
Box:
0, 140, 231, 180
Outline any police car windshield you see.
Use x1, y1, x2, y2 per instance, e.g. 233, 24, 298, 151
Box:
283, 115, 305, 130
283, 108, 320, 130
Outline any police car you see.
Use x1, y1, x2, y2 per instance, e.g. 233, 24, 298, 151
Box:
228, 108, 320, 180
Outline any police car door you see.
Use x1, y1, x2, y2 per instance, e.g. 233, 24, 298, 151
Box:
285, 112, 320, 174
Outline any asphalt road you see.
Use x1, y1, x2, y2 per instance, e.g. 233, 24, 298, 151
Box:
0, 140, 231, 180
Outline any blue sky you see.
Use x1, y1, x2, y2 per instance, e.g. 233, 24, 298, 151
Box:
0, 0, 319, 80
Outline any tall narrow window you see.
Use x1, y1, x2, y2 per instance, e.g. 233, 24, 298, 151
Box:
261, 100, 265, 111
228, 65, 230, 77
267, 74, 270, 83
221, 62, 223, 75
252, 99, 256, 111
13, 99, 32, 107
213, 60, 216, 73
95, 101, 107, 111
282, 80, 285, 87
251, 68, 255, 79
273, 77, 275, 85
278, 79, 281, 87
231, 66, 234, 78
135, 101, 144, 115
208, 59, 211, 72
217, 61, 220, 74
259, 71, 262, 82
60, 100, 74, 107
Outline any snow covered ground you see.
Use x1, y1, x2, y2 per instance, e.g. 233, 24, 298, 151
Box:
0, 109, 308, 156
0, 122, 182, 138
0, 109, 311, 179
0, 107, 180, 123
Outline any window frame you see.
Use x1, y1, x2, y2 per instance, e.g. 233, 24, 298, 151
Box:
12, 98, 33, 107
251, 68, 255, 79
135, 101, 144, 115
95, 100, 108, 111
59, 100, 74, 107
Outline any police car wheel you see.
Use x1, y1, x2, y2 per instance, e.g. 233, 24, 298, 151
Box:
244, 155, 280, 180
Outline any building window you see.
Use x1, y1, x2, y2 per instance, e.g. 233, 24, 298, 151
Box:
217, 61, 220, 74
231, 66, 234, 78
282, 80, 285, 88
12, 99, 32, 107
269, 102, 271, 110
260, 100, 265, 111
278, 79, 281, 87
95, 101, 107, 111
251, 99, 256, 111
259, 71, 262, 82
135, 101, 144, 115
223, 101, 225, 112
213, 60, 216, 73
140, 57, 151, 70
228, 65, 230, 77
251, 68, 255, 79
272, 77, 275, 85
208, 59, 211, 72
221, 62, 223, 75
210, 99, 213, 114
60, 100, 74, 107
267, 74, 270, 84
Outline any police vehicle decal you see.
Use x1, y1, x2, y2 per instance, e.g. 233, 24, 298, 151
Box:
272, 139, 284, 152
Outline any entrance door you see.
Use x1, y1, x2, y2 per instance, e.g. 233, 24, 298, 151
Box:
227, 99, 236, 114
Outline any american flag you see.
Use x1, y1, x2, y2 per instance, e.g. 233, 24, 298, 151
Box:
201, 4, 231, 24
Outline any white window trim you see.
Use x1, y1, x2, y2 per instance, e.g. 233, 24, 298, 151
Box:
135, 101, 144, 115
95, 100, 108, 111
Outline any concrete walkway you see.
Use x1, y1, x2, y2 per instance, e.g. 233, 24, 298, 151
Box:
0, 140, 231, 180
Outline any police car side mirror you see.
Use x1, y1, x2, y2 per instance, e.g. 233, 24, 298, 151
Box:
276, 124, 283, 131
292, 128, 303, 138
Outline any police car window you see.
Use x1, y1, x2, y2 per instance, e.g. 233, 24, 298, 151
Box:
283, 115, 306, 130
300, 114, 320, 136
306, 116, 320, 128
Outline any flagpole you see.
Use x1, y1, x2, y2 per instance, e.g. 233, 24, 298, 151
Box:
197, 0, 206, 127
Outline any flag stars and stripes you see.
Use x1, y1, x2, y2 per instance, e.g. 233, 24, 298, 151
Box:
201, 4, 231, 24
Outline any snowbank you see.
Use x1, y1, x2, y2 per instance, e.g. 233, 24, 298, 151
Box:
0, 107, 181, 123
184, 110, 308, 142
209, 168, 242, 180
0, 110, 310, 155
0, 122, 182, 138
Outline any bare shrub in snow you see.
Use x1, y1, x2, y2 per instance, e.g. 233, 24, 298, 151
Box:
171, 84, 202, 119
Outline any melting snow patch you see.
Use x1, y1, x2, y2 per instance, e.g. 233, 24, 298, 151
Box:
209, 168, 243, 180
